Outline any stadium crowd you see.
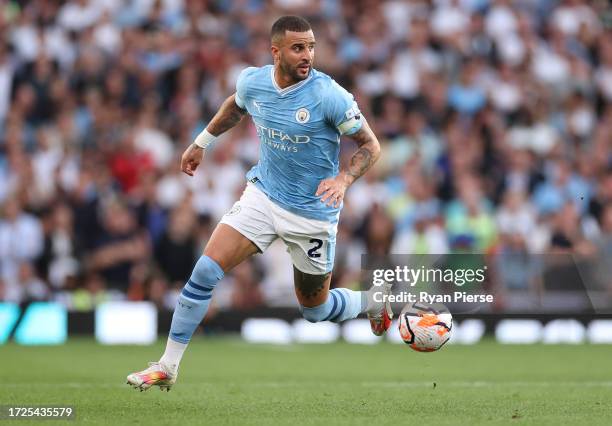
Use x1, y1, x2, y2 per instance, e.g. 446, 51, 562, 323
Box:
0, 0, 611, 311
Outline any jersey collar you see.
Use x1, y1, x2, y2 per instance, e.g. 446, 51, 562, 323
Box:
271, 66, 312, 95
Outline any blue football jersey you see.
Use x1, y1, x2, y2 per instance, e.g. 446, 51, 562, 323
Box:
234, 65, 363, 222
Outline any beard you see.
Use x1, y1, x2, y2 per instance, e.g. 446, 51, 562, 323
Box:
280, 58, 310, 81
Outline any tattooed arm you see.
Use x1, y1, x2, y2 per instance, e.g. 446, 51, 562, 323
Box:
342, 119, 381, 185
316, 119, 381, 207
206, 94, 247, 136
180, 94, 247, 176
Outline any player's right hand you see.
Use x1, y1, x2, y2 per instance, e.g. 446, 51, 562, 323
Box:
181, 143, 205, 176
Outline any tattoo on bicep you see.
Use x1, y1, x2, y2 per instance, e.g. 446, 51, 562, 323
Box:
227, 104, 246, 123
219, 104, 244, 130
207, 96, 246, 135
294, 268, 330, 300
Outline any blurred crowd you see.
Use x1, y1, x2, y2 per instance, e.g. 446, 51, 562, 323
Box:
0, 0, 611, 311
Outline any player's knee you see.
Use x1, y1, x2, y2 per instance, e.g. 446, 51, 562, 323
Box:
180, 256, 225, 304
190, 255, 224, 287
300, 300, 330, 323
179, 255, 225, 303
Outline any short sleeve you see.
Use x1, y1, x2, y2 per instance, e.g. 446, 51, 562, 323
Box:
324, 79, 363, 135
235, 67, 256, 110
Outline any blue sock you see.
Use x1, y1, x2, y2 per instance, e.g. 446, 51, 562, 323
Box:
169, 255, 224, 344
301, 288, 366, 323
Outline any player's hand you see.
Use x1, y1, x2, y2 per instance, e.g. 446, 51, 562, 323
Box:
181, 143, 205, 176
316, 173, 351, 208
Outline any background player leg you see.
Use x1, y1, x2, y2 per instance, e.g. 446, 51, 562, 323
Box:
158, 224, 259, 373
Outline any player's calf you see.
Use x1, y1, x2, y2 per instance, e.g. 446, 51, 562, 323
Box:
301, 287, 365, 323
167, 255, 224, 346
294, 267, 394, 335
293, 269, 366, 323
157, 255, 224, 374
126, 255, 224, 391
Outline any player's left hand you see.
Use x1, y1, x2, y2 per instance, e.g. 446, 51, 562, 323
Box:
316, 173, 351, 208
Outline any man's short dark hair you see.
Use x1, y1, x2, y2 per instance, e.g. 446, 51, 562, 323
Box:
271, 16, 311, 42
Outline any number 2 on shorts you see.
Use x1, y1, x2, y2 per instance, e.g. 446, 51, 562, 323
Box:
308, 238, 323, 258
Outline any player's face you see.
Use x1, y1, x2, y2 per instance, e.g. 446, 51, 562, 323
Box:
273, 30, 315, 82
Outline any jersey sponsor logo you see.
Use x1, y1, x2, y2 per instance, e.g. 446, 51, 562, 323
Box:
262, 138, 298, 153
254, 123, 310, 144
295, 107, 310, 124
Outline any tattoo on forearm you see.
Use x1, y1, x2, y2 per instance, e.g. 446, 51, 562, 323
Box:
294, 268, 330, 300
348, 147, 373, 179
345, 124, 380, 182
206, 95, 246, 136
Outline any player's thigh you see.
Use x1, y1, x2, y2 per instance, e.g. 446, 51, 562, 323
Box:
209, 184, 278, 272
288, 235, 335, 307
293, 266, 332, 307
282, 217, 337, 278
275, 211, 338, 306
203, 223, 260, 272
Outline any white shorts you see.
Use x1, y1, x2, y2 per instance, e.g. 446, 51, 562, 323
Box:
220, 183, 338, 275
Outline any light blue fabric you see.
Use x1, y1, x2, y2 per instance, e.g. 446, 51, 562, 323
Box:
169, 256, 224, 344
532, 176, 593, 215
301, 288, 365, 323
235, 65, 363, 222
448, 84, 486, 115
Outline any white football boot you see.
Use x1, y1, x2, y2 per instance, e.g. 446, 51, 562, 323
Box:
126, 362, 177, 392
367, 281, 394, 336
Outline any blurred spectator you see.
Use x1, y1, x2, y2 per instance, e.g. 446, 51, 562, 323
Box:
154, 205, 199, 284
362, 204, 395, 256
0, 42, 15, 126
446, 174, 497, 252
391, 205, 448, 255
37, 202, 79, 290
71, 273, 110, 311
109, 130, 155, 194
0, 198, 44, 301
588, 171, 612, 224
549, 202, 596, 255
494, 189, 542, 293
228, 261, 264, 310
87, 201, 149, 291
496, 189, 538, 250
532, 159, 592, 216
146, 273, 174, 310
595, 203, 612, 292
448, 60, 487, 115
15, 262, 48, 302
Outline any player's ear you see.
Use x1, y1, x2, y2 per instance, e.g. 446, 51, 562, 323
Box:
271, 44, 280, 62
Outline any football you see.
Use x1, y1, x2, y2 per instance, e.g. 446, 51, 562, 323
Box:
398, 302, 453, 352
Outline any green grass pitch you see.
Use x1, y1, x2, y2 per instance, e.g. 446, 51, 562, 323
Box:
2, 338, 611, 425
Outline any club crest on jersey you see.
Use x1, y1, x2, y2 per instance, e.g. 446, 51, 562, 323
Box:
295, 108, 310, 124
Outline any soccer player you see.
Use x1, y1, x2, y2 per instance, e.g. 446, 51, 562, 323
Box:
127, 15, 393, 391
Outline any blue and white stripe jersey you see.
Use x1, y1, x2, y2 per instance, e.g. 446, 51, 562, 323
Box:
234, 65, 363, 222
